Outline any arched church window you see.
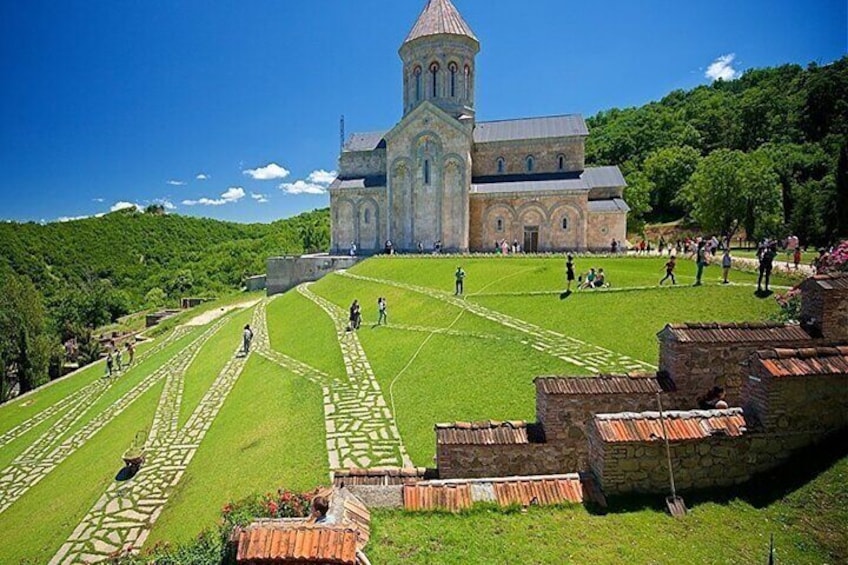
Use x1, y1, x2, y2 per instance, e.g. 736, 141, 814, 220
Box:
526, 155, 535, 172
464, 65, 471, 99
364, 208, 371, 224
561, 217, 568, 230
496, 157, 505, 174
413, 66, 422, 102
448, 62, 458, 97
557, 154, 565, 171
424, 159, 431, 185
430, 62, 439, 98
496, 217, 504, 232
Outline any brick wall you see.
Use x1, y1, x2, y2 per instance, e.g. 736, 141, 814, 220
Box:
799, 277, 848, 342
437, 442, 567, 479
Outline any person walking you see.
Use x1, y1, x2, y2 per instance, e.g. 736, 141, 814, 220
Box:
793, 247, 802, 270
721, 248, 732, 284
348, 300, 361, 330
105, 351, 114, 378
693, 240, 707, 286
125, 341, 135, 366
377, 297, 387, 325
659, 256, 677, 285
243, 324, 254, 354
115, 345, 123, 372
565, 255, 575, 292
757, 243, 776, 293
455, 266, 466, 295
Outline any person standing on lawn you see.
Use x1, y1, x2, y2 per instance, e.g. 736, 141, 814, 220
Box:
115, 344, 123, 372
455, 266, 466, 295
793, 247, 802, 270
721, 248, 732, 284
125, 341, 135, 366
377, 297, 387, 325
758, 243, 777, 293
105, 351, 114, 378
565, 255, 575, 292
693, 240, 707, 286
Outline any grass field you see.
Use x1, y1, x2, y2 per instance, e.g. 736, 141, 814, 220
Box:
0, 256, 844, 563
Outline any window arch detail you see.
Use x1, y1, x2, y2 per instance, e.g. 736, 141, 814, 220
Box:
496, 217, 504, 232
429, 62, 439, 98
526, 155, 535, 172
424, 159, 431, 185
448, 62, 458, 97
561, 217, 568, 230
364, 208, 371, 224
464, 65, 471, 99
557, 154, 565, 171
413, 66, 422, 102
496, 157, 505, 174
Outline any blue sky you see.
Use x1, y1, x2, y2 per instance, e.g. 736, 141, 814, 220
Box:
1, 0, 845, 224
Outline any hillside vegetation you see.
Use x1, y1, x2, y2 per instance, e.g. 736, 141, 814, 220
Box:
586, 57, 848, 243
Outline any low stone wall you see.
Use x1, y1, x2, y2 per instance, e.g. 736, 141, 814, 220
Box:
245, 274, 267, 292
266, 255, 361, 296
437, 442, 567, 480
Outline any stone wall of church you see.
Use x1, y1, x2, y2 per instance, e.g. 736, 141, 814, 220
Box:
471, 137, 585, 177
468, 193, 588, 252
330, 188, 387, 254
386, 105, 472, 251
585, 212, 627, 251
339, 149, 387, 179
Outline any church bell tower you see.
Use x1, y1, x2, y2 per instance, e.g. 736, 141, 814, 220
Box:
399, 0, 479, 122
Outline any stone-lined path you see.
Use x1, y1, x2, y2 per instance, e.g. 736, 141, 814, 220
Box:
296, 284, 411, 470
49, 305, 261, 564
0, 326, 192, 451
339, 272, 655, 374
0, 322, 225, 515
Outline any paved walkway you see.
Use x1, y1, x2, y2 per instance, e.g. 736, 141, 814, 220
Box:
49, 306, 260, 564
0, 322, 224, 515
338, 272, 655, 374
0, 326, 192, 451
297, 284, 411, 470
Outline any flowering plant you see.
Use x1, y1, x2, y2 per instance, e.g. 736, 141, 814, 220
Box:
773, 288, 802, 322
815, 240, 848, 273
220, 488, 316, 529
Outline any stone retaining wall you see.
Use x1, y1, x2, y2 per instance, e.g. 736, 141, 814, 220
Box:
266, 255, 361, 296
437, 442, 566, 480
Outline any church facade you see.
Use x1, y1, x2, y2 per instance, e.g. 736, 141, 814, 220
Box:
329, 0, 629, 254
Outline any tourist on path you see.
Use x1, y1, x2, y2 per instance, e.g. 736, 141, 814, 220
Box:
793, 247, 802, 270
377, 297, 387, 325
455, 266, 466, 295
659, 256, 677, 285
115, 346, 123, 372
105, 351, 114, 378
693, 240, 707, 286
757, 243, 777, 293
349, 300, 361, 330
565, 255, 575, 292
721, 249, 732, 284
243, 324, 254, 354
125, 341, 135, 366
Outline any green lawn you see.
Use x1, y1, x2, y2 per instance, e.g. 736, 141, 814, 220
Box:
147, 354, 328, 545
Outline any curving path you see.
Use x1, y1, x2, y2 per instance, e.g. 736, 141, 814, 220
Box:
338, 271, 656, 373
49, 305, 260, 564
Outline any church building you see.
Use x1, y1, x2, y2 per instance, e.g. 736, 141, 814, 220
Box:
329, 0, 629, 254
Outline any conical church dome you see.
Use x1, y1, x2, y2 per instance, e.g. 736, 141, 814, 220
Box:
403, 0, 478, 44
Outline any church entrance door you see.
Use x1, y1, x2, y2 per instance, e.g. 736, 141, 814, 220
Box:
523, 226, 539, 252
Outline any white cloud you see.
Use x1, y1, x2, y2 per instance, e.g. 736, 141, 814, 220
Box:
111, 201, 142, 212
705, 53, 741, 82
92, 197, 104, 203
182, 186, 246, 206
196, 173, 209, 180
251, 192, 269, 203
57, 214, 91, 223
167, 179, 185, 186
243, 162, 290, 180
153, 198, 177, 210
307, 169, 337, 185
278, 168, 336, 195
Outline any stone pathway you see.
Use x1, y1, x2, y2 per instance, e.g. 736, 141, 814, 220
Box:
379, 323, 505, 342
296, 284, 411, 470
49, 306, 261, 564
339, 272, 655, 374
0, 326, 191, 451
0, 321, 225, 515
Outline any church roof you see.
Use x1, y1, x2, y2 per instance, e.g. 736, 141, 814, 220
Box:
473, 115, 589, 143
342, 131, 386, 152
471, 166, 625, 195
404, 0, 478, 45
588, 198, 631, 213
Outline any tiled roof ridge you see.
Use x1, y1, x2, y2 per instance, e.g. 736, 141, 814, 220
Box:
758, 345, 848, 360
595, 408, 744, 421
334, 467, 427, 477
536, 373, 656, 382
477, 113, 584, 125
669, 321, 794, 330
435, 419, 529, 430
242, 522, 357, 533
812, 271, 848, 279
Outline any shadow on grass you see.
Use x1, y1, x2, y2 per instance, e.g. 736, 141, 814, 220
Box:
754, 289, 774, 299
559, 290, 573, 300
115, 465, 140, 482
594, 429, 848, 516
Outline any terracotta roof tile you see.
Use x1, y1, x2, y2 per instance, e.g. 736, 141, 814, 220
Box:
435, 420, 530, 445
756, 346, 848, 377
659, 322, 810, 343
801, 272, 848, 290
593, 408, 747, 443
403, 483, 473, 512
236, 524, 359, 564
332, 467, 428, 487
535, 374, 663, 395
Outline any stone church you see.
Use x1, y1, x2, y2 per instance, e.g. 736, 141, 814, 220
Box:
329, 0, 629, 254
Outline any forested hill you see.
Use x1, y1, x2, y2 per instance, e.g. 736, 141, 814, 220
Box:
585, 57, 848, 244
0, 207, 329, 329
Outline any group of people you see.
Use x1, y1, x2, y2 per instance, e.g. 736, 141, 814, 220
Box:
104, 340, 135, 377
347, 297, 389, 331
564, 255, 610, 291
494, 239, 521, 254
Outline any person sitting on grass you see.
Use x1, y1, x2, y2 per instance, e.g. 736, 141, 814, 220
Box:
593, 268, 609, 288
578, 268, 596, 290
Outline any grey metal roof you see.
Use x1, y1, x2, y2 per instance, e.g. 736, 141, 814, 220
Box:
472, 178, 589, 195
343, 131, 387, 152
582, 166, 626, 188
329, 176, 387, 190
404, 0, 478, 44
473, 115, 588, 143
587, 198, 630, 213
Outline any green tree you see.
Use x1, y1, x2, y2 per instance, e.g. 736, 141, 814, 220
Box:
643, 145, 701, 219
678, 149, 783, 241
621, 171, 652, 231
144, 287, 167, 308
836, 141, 848, 238
0, 274, 54, 398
